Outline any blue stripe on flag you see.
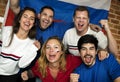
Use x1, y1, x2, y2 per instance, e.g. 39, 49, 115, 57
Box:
19, 0, 111, 41
19, 0, 110, 25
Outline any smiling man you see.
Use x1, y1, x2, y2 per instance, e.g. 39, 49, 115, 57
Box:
70, 34, 120, 82
62, 6, 107, 56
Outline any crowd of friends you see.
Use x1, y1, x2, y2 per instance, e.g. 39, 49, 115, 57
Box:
0, 0, 120, 82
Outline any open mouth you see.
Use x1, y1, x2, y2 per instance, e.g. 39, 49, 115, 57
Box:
84, 55, 93, 63
49, 55, 56, 60
43, 19, 49, 25
24, 22, 30, 27
78, 23, 84, 28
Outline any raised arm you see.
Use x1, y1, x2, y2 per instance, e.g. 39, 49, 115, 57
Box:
114, 77, 120, 82
10, 0, 20, 15
100, 20, 118, 57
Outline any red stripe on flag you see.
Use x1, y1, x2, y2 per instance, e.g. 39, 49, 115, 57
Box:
5, 8, 15, 26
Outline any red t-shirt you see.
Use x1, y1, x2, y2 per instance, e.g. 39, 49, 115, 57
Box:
32, 54, 82, 82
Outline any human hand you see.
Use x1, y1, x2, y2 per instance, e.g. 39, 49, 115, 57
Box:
34, 40, 41, 50
98, 49, 108, 61
90, 23, 102, 32
21, 71, 29, 81
70, 73, 79, 82
100, 20, 109, 32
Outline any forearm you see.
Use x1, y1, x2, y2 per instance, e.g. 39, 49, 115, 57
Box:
18, 44, 38, 68
114, 77, 120, 82
27, 70, 34, 78
106, 28, 118, 57
100, 20, 118, 57
10, 0, 20, 15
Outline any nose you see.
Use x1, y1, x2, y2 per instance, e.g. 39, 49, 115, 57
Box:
86, 49, 90, 54
26, 17, 30, 22
50, 47, 54, 52
45, 15, 49, 20
78, 18, 83, 22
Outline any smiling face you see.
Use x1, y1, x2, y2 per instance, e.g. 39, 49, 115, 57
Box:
73, 11, 89, 35
45, 39, 63, 64
38, 8, 54, 30
19, 10, 36, 32
80, 43, 97, 67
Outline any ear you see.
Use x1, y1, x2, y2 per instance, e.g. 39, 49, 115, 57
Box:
37, 13, 41, 19
96, 49, 98, 55
88, 18, 90, 23
73, 17, 75, 22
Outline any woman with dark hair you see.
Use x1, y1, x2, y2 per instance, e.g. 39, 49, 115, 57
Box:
0, 7, 40, 82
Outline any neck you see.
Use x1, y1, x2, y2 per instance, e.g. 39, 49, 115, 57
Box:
76, 26, 89, 36
48, 62, 59, 70
16, 30, 28, 39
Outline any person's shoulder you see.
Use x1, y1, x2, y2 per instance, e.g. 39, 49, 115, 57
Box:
65, 27, 75, 33
74, 63, 84, 73
28, 38, 36, 43
66, 54, 81, 62
102, 53, 117, 64
88, 27, 98, 34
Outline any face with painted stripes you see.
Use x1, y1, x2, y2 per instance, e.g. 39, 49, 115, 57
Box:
45, 39, 63, 64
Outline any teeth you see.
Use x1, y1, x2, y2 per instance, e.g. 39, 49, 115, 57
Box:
43, 20, 49, 24
24, 22, 30, 26
78, 23, 84, 27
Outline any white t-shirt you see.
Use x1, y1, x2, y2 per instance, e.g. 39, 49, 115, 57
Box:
63, 27, 108, 56
0, 26, 38, 75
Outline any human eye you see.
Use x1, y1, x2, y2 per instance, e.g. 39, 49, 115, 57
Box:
46, 46, 50, 49
30, 17, 35, 21
55, 46, 59, 49
90, 47, 95, 50
83, 17, 88, 20
81, 47, 86, 51
23, 14, 27, 18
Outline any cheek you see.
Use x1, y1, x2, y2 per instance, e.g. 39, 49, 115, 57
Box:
74, 19, 79, 23
85, 20, 89, 24
90, 50, 96, 54
30, 20, 35, 25
46, 49, 49, 54
56, 54, 62, 60
80, 51, 86, 57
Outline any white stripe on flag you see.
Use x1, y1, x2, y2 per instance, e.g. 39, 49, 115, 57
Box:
59, 0, 111, 10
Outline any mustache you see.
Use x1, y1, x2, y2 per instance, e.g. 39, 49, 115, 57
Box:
84, 54, 93, 58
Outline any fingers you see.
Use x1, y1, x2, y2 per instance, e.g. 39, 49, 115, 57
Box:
70, 73, 79, 82
34, 40, 41, 49
21, 71, 28, 81
100, 20, 108, 26
89, 24, 102, 32
98, 50, 108, 61
99, 20, 109, 31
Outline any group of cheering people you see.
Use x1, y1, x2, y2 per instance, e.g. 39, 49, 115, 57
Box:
0, 0, 120, 82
